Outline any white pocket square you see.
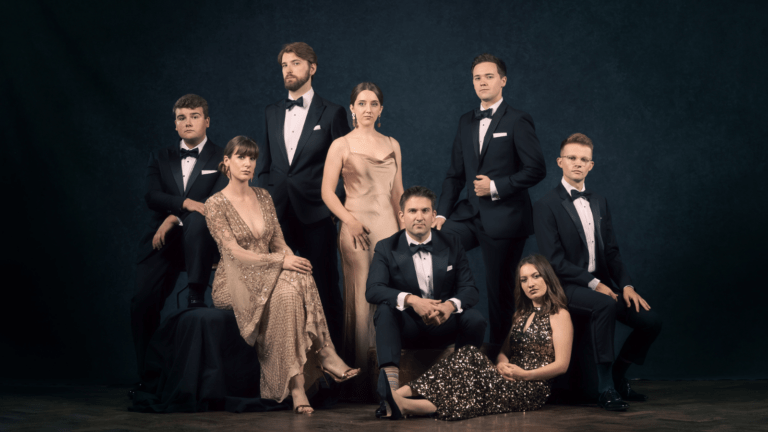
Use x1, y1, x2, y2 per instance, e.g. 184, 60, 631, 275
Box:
202, 170, 217, 175
313, 125, 322, 130
493, 132, 507, 138
447, 265, 453, 271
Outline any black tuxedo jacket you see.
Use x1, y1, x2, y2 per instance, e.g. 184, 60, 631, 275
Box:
533, 183, 633, 292
137, 141, 227, 262
256, 94, 351, 224
366, 229, 479, 309
437, 101, 546, 239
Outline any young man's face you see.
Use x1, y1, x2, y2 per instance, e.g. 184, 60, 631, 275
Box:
174, 107, 209, 142
399, 196, 436, 239
281, 52, 315, 92
472, 62, 506, 105
557, 143, 594, 184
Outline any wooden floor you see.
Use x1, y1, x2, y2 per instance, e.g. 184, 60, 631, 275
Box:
0, 380, 766, 431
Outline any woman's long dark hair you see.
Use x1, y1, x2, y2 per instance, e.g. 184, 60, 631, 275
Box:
511, 254, 568, 325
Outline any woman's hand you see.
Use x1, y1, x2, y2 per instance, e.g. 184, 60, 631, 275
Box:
347, 219, 371, 250
498, 363, 530, 381
283, 255, 312, 274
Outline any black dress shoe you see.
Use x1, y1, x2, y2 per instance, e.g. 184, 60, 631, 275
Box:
616, 378, 648, 401
597, 388, 629, 411
127, 382, 145, 400
375, 401, 387, 418
376, 369, 403, 420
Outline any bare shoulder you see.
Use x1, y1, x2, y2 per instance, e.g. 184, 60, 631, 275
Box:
550, 308, 572, 324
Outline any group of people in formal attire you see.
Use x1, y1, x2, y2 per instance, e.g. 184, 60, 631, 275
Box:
130, 42, 663, 421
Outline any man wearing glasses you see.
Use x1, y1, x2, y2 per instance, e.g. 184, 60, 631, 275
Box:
533, 133, 662, 412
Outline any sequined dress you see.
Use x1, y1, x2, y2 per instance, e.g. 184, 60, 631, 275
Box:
205, 187, 330, 402
337, 135, 399, 392
409, 308, 555, 421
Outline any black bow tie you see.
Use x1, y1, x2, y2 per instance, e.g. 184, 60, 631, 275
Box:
474, 108, 493, 120
571, 190, 591, 201
180, 148, 199, 159
409, 241, 433, 255
286, 97, 304, 110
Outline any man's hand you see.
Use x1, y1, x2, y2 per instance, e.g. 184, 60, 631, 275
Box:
432, 217, 446, 230
183, 198, 206, 215
428, 301, 456, 326
152, 215, 179, 250
473, 175, 491, 197
622, 287, 651, 313
406, 295, 441, 324
596, 282, 618, 301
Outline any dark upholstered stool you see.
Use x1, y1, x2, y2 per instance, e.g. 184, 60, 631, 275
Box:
550, 312, 599, 403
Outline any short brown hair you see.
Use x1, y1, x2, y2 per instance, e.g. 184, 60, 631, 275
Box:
559, 133, 593, 152
277, 42, 318, 67
172, 94, 209, 118
512, 254, 568, 325
400, 186, 436, 210
471, 53, 507, 78
350, 82, 384, 105
219, 136, 259, 175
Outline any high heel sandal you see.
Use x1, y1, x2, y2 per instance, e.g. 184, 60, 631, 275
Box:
315, 345, 361, 383
294, 405, 313, 415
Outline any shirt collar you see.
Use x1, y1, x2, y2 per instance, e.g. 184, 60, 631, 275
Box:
288, 87, 314, 108
479, 97, 504, 116
405, 230, 432, 246
180, 136, 208, 152
561, 176, 585, 193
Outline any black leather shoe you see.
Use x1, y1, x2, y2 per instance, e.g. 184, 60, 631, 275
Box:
597, 388, 629, 411
616, 379, 648, 401
127, 382, 145, 400
374, 401, 387, 418
187, 290, 207, 308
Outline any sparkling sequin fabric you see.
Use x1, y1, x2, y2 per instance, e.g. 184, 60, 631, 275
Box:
205, 187, 330, 402
336, 135, 399, 398
409, 308, 555, 421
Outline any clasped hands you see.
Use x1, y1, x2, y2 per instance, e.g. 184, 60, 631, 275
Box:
496, 362, 530, 382
407, 295, 455, 326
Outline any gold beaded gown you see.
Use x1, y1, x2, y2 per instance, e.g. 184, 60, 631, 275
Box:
337, 136, 399, 391
205, 187, 330, 403
408, 308, 555, 421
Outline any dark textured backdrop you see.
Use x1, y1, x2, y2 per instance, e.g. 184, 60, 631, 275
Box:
2, 0, 766, 384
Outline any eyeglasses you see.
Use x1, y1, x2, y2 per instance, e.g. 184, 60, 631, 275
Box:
559, 155, 592, 164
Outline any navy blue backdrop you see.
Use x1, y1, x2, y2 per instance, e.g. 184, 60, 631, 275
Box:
1, 0, 765, 384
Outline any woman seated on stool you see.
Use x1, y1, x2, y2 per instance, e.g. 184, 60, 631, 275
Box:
205, 136, 359, 414
379, 254, 573, 421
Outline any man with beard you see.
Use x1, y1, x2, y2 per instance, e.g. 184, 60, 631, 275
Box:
256, 42, 351, 349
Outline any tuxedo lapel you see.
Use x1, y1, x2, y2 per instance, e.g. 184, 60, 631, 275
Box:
591, 198, 605, 252
431, 234, 449, 299
561, 197, 588, 250
392, 234, 421, 295
478, 102, 507, 165
184, 143, 214, 196
291, 96, 326, 170
471, 118, 480, 161
168, 146, 184, 196
274, 101, 289, 164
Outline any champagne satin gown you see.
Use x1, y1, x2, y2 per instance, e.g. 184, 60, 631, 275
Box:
205, 187, 331, 402
337, 135, 399, 397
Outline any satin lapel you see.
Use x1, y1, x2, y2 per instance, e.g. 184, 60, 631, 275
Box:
431, 234, 449, 299
392, 234, 421, 295
291, 96, 326, 170
471, 118, 480, 161
168, 146, 184, 196
478, 102, 507, 165
274, 101, 289, 164
591, 198, 605, 252
561, 198, 588, 250
184, 143, 214, 196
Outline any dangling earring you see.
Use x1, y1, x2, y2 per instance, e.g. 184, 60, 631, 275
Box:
377, 115, 381, 128
352, 113, 357, 128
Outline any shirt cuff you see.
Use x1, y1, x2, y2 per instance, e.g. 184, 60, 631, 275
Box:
396, 292, 409, 311
588, 278, 600, 290
490, 180, 500, 201
176, 216, 183, 226
448, 298, 463, 314
436, 215, 446, 220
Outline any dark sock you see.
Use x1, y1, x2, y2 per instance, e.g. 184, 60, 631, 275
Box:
597, 363, 613, 393
612, 357, 632, 386
189, 283, 206, 299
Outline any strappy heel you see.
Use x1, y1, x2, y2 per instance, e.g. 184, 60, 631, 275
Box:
315, 344, 361, 383
294, 405, 313, 415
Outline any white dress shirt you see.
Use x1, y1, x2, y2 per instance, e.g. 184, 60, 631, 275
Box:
560, 177, 600, 290
284, 88, 314, 165
176, 137, 208, 226
396, 231, 463, 313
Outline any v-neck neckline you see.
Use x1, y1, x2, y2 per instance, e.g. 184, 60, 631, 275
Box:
220, 188, 267, 240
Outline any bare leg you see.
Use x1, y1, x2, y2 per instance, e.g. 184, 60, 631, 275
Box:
390, 387, 437, 416
290, 374, 313, 414
396, 385, 414, 397
317, 345, 360, 379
